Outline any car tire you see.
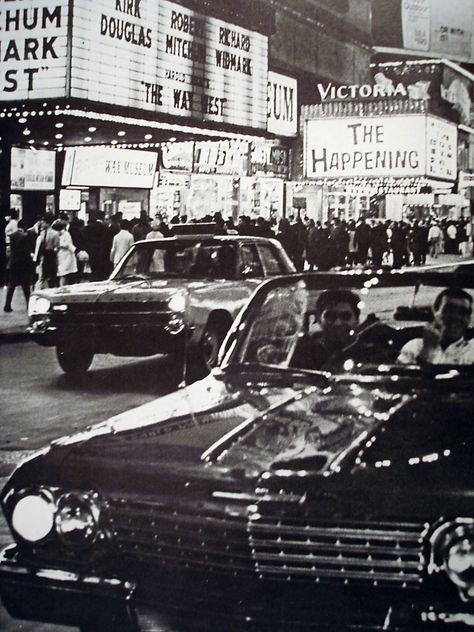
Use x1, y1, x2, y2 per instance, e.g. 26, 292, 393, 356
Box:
200, 322, 227, 371
56, 340, 94, 374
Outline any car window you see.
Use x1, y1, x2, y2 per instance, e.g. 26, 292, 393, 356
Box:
113, 241, 237, 280
258, 243, 288, 275
238, 243, 263, 278
231, 278, 474, 372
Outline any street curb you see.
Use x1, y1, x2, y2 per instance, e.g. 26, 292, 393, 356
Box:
0, 330, 31, 344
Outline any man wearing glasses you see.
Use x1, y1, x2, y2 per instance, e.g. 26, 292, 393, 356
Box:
398, 288, 474, 365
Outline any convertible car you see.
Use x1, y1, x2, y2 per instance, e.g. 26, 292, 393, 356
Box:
1, 269, 474, 631
28, 234, 294, 374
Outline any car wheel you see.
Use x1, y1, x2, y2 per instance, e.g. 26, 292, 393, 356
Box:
56, 340, 94, 374
200, 323, 226, 371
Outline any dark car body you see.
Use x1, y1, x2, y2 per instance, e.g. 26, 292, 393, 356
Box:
2, 270, 474, 631
28, 234, 294, 373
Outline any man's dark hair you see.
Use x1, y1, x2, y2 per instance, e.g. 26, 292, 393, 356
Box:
42, 212, 55, 225
434, 287, 473, 311
315, 289, 360, 320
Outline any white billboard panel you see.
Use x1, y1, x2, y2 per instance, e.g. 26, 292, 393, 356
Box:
305, 115, 427, 179
305, 114, 457, 181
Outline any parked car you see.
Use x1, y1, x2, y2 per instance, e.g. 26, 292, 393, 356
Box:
2, 269, 474, 631
28, 234, 294, 374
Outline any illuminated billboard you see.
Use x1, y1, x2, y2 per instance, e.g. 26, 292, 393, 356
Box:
304, 114, 457, 180
0, 0, 269, 130
71, 0, 268, 128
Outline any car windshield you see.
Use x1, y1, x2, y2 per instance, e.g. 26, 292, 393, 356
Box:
226, 272, 474, 375
112, 239, 237, 280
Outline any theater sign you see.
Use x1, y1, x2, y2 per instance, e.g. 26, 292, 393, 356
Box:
304, 114, 457, 181
0, 0, 269, 130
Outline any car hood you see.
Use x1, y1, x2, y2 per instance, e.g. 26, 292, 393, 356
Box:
34, 278, 225, 303
9, 369, 473, 508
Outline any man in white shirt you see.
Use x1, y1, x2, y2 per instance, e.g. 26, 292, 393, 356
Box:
110, 219, 134, 269
398, 287, 474, 365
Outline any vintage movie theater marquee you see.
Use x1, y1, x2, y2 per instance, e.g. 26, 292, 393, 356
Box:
0, 0, 269, 130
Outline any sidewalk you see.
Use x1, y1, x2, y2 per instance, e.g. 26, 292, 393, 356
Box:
0, 253, 472, 344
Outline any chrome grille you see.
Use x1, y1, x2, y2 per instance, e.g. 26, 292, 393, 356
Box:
249, 516, 428, 587
107, 497, 254, 574
107, 497, 429, 588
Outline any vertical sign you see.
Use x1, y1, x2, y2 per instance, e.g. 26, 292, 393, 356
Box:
425, 116, 457, 180
0, 0, 70, 99
267, 71, 297, 136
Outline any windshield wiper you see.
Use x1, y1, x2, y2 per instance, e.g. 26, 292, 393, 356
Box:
217, 362, 331, 386
116, 273, 150, 281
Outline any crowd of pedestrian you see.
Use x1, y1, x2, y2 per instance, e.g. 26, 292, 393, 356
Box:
2, 205, 471, 313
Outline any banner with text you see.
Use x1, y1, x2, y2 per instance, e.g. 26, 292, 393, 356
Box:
62, 147, 158, 188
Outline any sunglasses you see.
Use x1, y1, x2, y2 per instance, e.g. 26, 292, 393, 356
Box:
321, 310, 355, 322
442, 303, 472, 318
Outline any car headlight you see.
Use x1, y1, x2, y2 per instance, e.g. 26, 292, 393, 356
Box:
431, 521, 474, 601
11, 492, 55, 542
28, 296, 51, 316
168, 293, 186, 312
55, 492, 100, 548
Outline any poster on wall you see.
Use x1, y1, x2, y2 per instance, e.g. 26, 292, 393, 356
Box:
10, 147, 56, 190
373, 0, 474, 63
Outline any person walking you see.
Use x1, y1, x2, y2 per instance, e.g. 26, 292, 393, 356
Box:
53, 219, 78, 286
110, 219, 134, 268
370, 221, 388, 268
3, 220, 34, 312
34, 213, 60, 289
354, 218, 371, 266
82, 211, 112, 281
428, 221, 442, 258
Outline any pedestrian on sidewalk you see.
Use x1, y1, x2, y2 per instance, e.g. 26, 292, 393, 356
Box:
53, 219, 78, 286
4, 220, 35, 312
428, 221, 442, 258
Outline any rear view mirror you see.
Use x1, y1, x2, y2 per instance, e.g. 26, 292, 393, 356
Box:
393, 306, 433, 321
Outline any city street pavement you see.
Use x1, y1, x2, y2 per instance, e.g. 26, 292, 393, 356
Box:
0, 252, 471, 344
